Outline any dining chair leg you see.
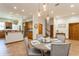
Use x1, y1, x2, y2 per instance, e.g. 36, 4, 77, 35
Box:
40, 50, 44, 56
43, 50, 48, 56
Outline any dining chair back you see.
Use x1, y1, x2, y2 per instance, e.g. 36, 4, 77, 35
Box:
51, 43, 71, 56
56, 33, 66, 42
24, 37, 41, 56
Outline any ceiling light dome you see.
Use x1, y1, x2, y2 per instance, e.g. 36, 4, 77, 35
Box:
72, 12, 75, 15
13, 6, 17, 9
70, 4, 75, 8
22, 9, 24, 12
38, 12, 41, 17
43, 3, 47, 11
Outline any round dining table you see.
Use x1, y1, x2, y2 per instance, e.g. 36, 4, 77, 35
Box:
31, 39, 52, 55
31, 38, 70, 56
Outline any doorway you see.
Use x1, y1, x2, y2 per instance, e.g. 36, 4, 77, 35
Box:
50, 25, 53, 38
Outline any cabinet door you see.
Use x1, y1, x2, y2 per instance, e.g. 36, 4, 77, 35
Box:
0, 31, 5, 38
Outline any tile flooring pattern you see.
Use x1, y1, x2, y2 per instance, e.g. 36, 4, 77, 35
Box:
0, 39, 79, 56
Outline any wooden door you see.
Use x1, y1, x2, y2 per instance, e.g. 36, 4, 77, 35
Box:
24, 21, 33, 40
38, 24, 43, 34
69, 23, 79, 40
50, 25, 53, 38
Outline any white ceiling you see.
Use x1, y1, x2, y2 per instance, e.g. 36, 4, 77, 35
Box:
0, 3, 79, 19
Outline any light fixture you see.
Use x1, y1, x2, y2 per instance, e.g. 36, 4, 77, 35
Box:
13, 6, 17, 9
43, 3, 47, 8
46, 15, 50, 21
43, 3, 47, 11
38, 12, 41, 17
37, 10, 41, 17
22, 9, 24, 12
70, 4, 75, 8
51, 11, 53, 14
46, 16, 50, 23
46, 16, 49, 20
72, 12, 75, 15
44, 8, 46, 11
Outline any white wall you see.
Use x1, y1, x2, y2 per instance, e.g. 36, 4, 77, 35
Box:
54, 15, 79, 38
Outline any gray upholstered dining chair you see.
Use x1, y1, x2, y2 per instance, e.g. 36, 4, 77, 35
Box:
51, 43, 71, 56
56, 33, 66, 43
24, 37, 41, 56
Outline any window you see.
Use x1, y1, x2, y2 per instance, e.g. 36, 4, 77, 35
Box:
0, 22, 5, 30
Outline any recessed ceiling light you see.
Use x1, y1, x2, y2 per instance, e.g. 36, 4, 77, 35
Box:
72, 12, 75, 15
70, 4, 75, 8
22, 9, 24, 12
51, 11, 53, 14
13, 6, 17, 9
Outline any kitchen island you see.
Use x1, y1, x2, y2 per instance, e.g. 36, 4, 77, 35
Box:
0, 30, 23, 44
5, 30, 23, 44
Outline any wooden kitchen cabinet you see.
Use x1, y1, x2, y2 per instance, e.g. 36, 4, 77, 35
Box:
28, 31, 33, 40
0, 31, 5, 38
24, 21, 33, 40
5, 22, 12, 29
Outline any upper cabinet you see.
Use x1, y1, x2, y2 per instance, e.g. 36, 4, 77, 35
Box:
5, 22, 12, 29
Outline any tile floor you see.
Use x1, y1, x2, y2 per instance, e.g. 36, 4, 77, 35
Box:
0, 39, 79, 56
